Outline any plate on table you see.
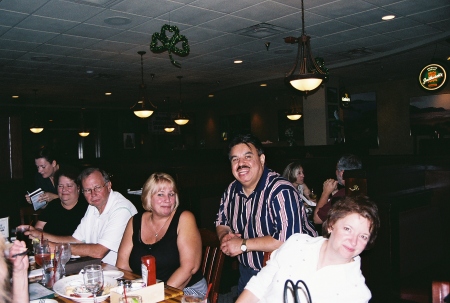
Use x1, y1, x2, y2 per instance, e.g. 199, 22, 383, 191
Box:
30, 300, 58, 303
53, 274, 118, 303
103, 270, 124, 279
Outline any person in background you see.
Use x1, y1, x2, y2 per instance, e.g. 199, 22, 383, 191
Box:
25, 147, 60, 205
25, 167, 137, 265
0, 239, 29, 303
282, 161, 312, 199
215, 134, 317, 295
116, 172, 207, 297
236, 195, 380, 303
33, 166, 88, 236
313, 154, 362, 225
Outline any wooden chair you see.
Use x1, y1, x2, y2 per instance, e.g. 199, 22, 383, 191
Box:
432, 281, 450, 303
199, 228, 225, 303
19, 205, 40, 225
263, 251, 272, 267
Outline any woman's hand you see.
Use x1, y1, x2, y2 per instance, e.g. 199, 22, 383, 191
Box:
38, 192, 58, 203
8, 240, 29, 273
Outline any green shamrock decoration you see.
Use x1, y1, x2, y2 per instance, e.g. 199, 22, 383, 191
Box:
150, 24, 190, 68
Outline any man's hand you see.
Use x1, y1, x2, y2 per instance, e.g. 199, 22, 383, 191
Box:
322, 179, 338, 196
220, 236, 244, 257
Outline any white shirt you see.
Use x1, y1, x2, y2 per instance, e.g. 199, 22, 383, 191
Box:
72, 190, 137, 265
245, 234, 371, 303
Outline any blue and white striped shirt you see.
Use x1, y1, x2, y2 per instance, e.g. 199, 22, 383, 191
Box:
215, 167, 317, 270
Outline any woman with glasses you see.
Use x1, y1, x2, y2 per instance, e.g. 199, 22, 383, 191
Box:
19, 167, 87, 236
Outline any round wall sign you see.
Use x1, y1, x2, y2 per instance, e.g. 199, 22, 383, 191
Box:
418, 63, 447, 91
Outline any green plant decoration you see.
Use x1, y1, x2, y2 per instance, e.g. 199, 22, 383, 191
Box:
150, 24, 190, 68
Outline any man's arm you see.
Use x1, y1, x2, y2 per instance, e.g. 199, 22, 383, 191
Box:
313, 179, 337, 224
68, 243, 110, 259
220, 235, 282, 257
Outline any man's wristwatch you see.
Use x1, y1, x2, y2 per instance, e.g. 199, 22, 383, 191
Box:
240, 239, 247, 252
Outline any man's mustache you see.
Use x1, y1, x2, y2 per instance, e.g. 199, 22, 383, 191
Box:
237, 165, 250, 170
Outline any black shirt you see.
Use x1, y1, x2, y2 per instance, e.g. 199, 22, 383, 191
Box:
38, 198, 88, 236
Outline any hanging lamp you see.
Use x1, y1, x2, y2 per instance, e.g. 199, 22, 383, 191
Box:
78, 109, 90, 137
131, 51, 156, 118
285, 0, 328, 92
174, 76, 189, 125
286, 96, 302, 121
29, 89, 44, 134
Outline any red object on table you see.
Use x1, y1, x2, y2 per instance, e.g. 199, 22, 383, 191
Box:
141, 255, 156, 286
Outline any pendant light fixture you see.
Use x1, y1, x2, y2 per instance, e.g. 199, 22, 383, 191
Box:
78, 108, 90, 137
29, 89, 44, 134
131, 51, 156, 118
285, 0, 328, 92
286, 96, 302, 121
164, 127, 175, 133
174, 76, 189, 125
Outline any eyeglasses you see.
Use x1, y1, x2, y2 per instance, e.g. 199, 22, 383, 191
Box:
82, 182, 108, 194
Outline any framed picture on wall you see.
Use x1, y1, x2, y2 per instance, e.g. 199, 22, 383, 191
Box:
123, 133, 135, 149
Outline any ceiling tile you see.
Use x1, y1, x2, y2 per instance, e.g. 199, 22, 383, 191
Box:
1, 27, 58, 43
34, 0, 103, 22
65, 23, 122, 39
0, 9, 29, 26
190, 0, 261, 14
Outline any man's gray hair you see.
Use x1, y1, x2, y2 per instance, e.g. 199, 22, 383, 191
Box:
337, 154, 362, 171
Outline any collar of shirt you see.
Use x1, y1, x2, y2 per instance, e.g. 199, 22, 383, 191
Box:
235, 166, 270, 198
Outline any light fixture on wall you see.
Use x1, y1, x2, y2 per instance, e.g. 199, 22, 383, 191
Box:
285, 0, 328, 92
174, 76, 189, 125
29, 89, 44, 134
131, 51, 156, 118
286, 96, 302, 121
340, 87, 351, 108
78, 108, 90, 137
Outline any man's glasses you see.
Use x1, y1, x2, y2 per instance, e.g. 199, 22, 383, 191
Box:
82, 182, 108, 194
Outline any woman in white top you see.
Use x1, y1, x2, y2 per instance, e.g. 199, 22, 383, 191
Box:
236, 195, 380, 303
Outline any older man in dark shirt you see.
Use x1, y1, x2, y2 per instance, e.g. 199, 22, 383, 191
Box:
215, 134, 316, 294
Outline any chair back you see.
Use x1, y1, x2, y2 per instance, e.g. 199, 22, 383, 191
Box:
199, 228, 225, 303
432, 281, 450, 303
263, 251, 272, 267
20, 205, 40, 225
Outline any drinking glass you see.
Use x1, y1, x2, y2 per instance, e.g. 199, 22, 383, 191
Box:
42, 258, 60, 288
55, 243, 71, 276
119, 295, 143, 303
83, 264, 104, 303
15, 226, 32, 251
34, 244, 51, 268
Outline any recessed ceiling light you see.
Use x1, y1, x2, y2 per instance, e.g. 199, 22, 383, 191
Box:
104, 16, 132, 26
234, 60, 243, 64
260, 83, 267, 87
105, 92, 112, 96
86, 70, 94, 74
12, 95, 19, 99
382, 15, 395, 20
208, 94, 214, 98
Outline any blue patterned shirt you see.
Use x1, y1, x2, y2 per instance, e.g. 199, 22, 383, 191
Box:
215, 167, 317, 270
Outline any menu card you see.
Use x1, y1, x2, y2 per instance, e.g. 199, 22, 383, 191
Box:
0, 217, 8, 239
28, 188, 46, 211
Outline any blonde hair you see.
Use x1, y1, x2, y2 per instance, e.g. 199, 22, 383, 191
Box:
141, 172, 179, 211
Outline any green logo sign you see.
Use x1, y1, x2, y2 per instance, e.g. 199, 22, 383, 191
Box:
419, 63, 447, 91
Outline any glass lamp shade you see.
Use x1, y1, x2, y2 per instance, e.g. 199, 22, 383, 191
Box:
289, 77, 323, 91
287, 114, 302, 121
164, 127, 175, 133
79, 131, 90, 137
133, 109, 154, 118
30, 127, 44, 133
174, 118, 189, 125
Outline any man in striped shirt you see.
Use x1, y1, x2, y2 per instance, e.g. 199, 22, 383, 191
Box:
215, 134, 317, 295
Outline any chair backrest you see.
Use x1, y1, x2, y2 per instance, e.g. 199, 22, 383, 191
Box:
263, 251, 272, 267
20, 206, 40, 225
199, 228, 225, 303
432, 281, 450, 303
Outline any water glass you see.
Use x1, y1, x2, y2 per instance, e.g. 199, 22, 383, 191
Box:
42, 258, 60, 288
55, 243, 71, 276
119, 295, 143, 303
83, 264, 104, 303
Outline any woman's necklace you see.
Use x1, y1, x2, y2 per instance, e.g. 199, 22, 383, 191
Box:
149, 213, 172, 239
